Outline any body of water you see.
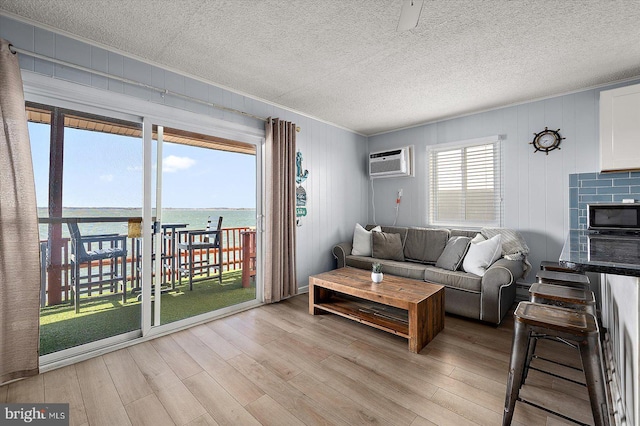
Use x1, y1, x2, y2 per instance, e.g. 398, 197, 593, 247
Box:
38, 207, 256, 240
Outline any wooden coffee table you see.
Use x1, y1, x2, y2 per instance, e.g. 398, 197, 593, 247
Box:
309, 267, 445, 353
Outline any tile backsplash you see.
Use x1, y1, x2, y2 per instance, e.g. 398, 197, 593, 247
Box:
569, 171, 640, 229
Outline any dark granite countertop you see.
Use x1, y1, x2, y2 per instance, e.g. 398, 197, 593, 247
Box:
559, 230, 640, 276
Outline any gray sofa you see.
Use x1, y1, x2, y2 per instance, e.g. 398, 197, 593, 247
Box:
332, 225, 527, 324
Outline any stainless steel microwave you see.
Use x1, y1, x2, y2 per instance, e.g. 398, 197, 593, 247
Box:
587, 203, 640, 231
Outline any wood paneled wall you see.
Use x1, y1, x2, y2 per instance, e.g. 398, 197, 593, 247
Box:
368, 80, 640, 282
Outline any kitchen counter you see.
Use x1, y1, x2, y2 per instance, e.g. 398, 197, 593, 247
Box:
559, 229, 640, 276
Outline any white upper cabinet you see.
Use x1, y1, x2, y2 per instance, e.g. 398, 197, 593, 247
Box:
600, 83, 640, 172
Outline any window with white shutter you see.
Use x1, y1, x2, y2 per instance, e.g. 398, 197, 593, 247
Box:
427, 137, 502, 227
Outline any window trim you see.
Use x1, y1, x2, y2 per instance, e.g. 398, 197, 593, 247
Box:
427, 135, 503, 228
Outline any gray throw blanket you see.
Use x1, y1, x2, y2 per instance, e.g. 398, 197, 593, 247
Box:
481, 228, 532, 278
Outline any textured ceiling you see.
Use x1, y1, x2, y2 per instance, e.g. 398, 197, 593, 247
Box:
2, 0, 640, 135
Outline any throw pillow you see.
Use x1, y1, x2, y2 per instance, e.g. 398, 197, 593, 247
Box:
351, 223, 381, 256
404, 228, 450, 264
435, 236, 471, 271
372, 232, 405, 261
462, 234, 502, 276
471, 233, 486, 244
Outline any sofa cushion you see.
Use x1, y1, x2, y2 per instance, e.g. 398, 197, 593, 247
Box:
435, 236, 471, 271
351, 223, 381, 256
462, 234, 502, 276
345, 256, 427, 281
404, 228, 450, 264
372, 232, 405, 261
366, 225, 408, 247
424, 266, 482, 293
450, 229, 480, 239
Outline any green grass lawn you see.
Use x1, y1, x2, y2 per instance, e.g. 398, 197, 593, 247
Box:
39, 270, 256, 355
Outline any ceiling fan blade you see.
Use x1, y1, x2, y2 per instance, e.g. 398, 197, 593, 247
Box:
397, 0, 424, 31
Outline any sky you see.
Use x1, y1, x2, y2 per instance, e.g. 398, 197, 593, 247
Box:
29, 122, 256, 209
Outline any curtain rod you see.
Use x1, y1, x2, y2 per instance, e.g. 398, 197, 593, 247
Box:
10, 45, 300, 132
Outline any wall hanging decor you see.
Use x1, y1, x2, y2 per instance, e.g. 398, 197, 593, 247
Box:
530, 127, 564, 154
295, 150, 308, 226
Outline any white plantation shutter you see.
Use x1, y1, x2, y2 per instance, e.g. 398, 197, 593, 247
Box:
428, 137, 502, 227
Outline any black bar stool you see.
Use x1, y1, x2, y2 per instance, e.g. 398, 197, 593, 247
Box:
525, 282, 598, 384
540, 260, 581, 274
537, 269, 590, 289
529, 282, 597, 316
503, 302, 609, 426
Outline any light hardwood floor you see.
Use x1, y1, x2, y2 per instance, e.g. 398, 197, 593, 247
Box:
1, 294, 597, 425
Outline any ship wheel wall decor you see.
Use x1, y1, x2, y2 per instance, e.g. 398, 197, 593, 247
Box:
530, 127, 565, 155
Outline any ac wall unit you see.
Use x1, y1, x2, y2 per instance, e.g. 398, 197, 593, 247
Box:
369, 146, 414, 179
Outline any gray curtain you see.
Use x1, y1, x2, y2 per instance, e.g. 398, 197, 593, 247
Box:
0, 39, 40, 384
264, 118, 297, 303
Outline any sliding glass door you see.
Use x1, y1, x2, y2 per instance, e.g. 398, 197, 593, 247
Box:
29, 94, 263, 361
145, 123, 260, 330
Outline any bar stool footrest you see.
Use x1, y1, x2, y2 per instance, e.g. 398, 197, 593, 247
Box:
533, 355, 584, 372
533, 333, 580, 350
528, 365, 586, 386
517, 397, 590, 426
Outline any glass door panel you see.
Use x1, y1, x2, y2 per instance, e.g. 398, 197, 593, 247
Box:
29, 103, 143, 355
152, 125, 258, 325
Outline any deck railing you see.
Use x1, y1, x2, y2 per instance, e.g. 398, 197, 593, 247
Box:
39, 226, 255, 307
